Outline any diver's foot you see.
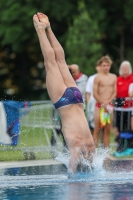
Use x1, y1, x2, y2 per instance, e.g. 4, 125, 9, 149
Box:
33, 14, 47, 30
37, 12, 50, 28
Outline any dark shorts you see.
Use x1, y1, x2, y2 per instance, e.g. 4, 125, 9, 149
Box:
114, 110, 131, 132
54, 87, 83, 109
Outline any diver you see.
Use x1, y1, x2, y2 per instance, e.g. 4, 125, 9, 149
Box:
33, 12, 95, 173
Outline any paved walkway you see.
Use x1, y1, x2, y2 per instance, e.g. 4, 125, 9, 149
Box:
0, 159, 62, 169
1, 157, 133, 170
107, 155, 133, 161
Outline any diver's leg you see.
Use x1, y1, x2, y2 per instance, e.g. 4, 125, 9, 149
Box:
33, 14, 67, 103
37, 12, 77, 88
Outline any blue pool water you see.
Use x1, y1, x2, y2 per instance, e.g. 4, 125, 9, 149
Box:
0, 161, 133, 200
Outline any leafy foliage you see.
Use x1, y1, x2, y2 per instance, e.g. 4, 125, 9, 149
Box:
66, 1, 104, 75
0, 0, 133, 99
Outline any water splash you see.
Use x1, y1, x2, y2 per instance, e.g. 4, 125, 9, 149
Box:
54, 147, 109, 174
54, 147, 70, 168
92, 148, 109, 172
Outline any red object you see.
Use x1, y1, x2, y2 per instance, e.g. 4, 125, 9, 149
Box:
74, 73, 83, 81
117, 74, 133, 98
117, 74, 133, 107
95, 102, 113, 108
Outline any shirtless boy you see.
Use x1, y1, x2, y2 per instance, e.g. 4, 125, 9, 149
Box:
93, 56, 117, 148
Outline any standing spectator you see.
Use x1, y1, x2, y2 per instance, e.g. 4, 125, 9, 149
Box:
117, 61, 133, 99
93, 55, 117, 148
69, 64, 88, 103
85, 63, 101, 134
114, 61, 133, 137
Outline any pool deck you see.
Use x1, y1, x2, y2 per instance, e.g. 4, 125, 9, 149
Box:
0, 156, 133, 170
0, 159, 62, 169
104, 156, 133, 171
107, 155, 133, 161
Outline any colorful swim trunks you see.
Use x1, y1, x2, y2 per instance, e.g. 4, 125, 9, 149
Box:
95, 103, 114, 128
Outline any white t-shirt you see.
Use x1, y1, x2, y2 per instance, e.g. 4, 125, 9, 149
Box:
85, 74, 97, 98
128, 83, 133, 115
75, 74, 88, 103
85, 74, 97, 127
129, 83, 133, 94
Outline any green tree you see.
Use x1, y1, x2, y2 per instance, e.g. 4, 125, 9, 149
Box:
0, 0, 78, 99
1, 0, 133, 99
98, 0, 133, 73
66, 1, 104, 75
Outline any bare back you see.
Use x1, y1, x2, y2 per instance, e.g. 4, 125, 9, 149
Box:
58, 104, 94, 148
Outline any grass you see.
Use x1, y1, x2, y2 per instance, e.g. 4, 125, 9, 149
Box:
0, 104, 56, 161
0, 126, 54, 161
0, 150, 53, 161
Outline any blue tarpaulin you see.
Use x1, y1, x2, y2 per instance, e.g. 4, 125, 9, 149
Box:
2, 101, 31, 146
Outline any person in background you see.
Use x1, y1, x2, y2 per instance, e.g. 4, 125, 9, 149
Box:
69, 64, 88, 104
85, 62, 101, 134
93, 55, 117, 148
114, 61, 133, 155
114, 61, 133, 137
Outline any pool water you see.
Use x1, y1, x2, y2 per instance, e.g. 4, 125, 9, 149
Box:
0, 162, 133, 200
1, 182, 133, 200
